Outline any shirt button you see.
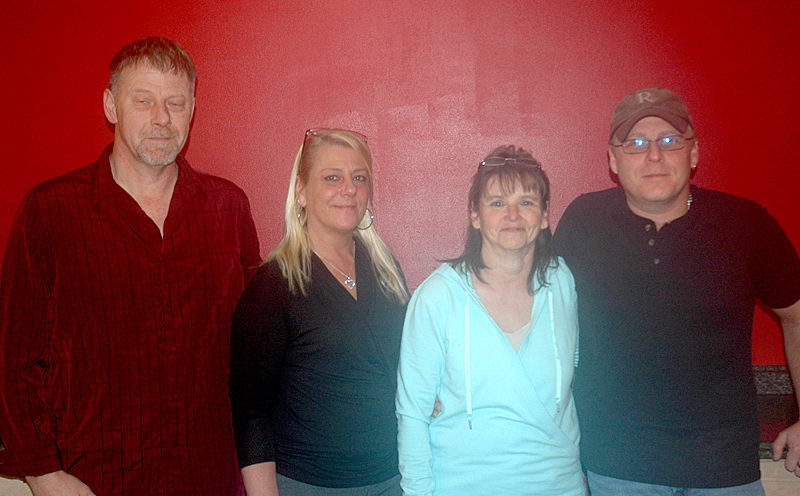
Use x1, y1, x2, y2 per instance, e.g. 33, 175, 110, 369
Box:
645, 224, 652, 231
653, 258, 660, 265
648, 239, 655, 246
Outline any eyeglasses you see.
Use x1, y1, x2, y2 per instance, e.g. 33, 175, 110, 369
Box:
305, 128, 368, 143
611, 135, 695, 154
479, 157, 542, 169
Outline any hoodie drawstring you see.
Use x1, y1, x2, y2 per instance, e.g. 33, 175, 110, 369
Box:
464, 285, 563, 426
464, 300, 473, 429
549, 290, 562, 413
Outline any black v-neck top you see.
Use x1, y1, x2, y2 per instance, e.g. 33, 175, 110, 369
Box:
230, 240, 407, 487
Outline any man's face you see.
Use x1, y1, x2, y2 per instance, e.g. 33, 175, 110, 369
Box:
608, 116, 698, 215
103, 63, 194, 168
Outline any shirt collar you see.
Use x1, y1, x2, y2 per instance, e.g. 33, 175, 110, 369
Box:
613, 184, 697, 232
92, 143, 202, 206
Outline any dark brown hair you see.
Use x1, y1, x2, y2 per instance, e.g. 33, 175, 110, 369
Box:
447, 145, 557, 293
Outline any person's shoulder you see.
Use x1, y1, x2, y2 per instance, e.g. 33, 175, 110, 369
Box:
542, 257, 576, 289
423, 263, 463, 285
182, 159, 251, 203
694, 187, 762, 210
564, 187, 618, 211
412, 263, 466, 299
693, 187, 769, 223
548, 257, 574, 279
239, 259, 292, 301
194, 169, 246, 194
20, 163, 96, 212
31, 162, 95, 193
557, 188, 620, 235
234, 259, 293, 320
250, 259, 285, 285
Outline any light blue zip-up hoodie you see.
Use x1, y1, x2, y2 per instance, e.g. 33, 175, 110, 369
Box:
396, 260, 584, 496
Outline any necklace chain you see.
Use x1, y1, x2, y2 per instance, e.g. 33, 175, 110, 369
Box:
687, 192, 693, 211
314, 242, 356, 290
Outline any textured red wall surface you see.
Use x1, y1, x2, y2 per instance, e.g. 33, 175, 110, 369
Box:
2, 1, 798, 364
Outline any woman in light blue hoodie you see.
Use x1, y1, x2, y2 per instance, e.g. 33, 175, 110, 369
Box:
396, 145, 585, 496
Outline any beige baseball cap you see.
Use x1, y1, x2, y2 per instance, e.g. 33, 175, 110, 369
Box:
610, 88, 694, 142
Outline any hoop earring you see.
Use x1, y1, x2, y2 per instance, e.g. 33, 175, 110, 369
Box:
357, 207, 374, 230
297, 206, 307, 227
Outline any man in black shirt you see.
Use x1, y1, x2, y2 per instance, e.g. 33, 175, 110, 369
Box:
554, 88, 800, 494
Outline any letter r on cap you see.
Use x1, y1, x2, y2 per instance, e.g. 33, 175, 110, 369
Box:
636, 91, 655, 103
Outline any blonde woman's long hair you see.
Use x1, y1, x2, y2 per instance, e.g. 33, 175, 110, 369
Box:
268, 129, 408, 304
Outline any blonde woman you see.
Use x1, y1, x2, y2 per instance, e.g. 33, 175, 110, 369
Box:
230, 129, 408, 496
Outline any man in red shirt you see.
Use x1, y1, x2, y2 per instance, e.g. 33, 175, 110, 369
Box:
0, 37, 260, 495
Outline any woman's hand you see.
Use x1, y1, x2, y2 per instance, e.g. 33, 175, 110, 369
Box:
241, 461, 280, 496
432, 396, 442, 418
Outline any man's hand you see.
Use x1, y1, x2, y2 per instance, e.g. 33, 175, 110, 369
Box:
773, 300, 800, 477
25, 470, 96, 496
772, 420, 800, 477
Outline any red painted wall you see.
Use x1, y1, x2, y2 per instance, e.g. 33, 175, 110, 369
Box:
2, 1, 798, 364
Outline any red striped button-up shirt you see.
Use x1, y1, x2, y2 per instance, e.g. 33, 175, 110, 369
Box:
0, 145, 261, 495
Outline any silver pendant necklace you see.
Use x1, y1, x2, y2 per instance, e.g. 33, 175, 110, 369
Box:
314, 242, 356, 290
